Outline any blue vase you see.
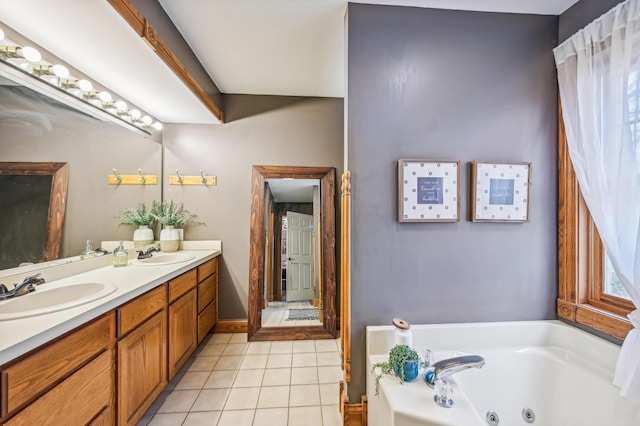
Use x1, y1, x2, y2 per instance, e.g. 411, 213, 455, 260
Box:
392, 359, 419, 382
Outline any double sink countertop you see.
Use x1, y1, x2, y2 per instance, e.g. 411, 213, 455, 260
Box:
0, 241, 221, 366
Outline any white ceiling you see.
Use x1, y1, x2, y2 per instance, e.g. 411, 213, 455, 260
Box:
266, 178, 318, 203
0, 0, 580, 124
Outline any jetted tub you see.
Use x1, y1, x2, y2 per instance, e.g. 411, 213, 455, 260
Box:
366, 321, 640, 426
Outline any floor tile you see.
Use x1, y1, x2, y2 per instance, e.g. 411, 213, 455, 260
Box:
257, 385, 290, 408
292, 352, 317, 367
288, 406, 323, 426
267, 353, 292, 368
246, 341, 272, 355
240, 354, 268, 369
270, 341, 294, 354
319, 383, 339, 406
292, 340, 317, 353
204, 369, 237, 388
289, 384, 320, 407
217, 409, 255, 426
233, 369, 265, 387
182, 411, 221, 426
214, 355, 244, 370
317, 366, 343, 384
321, 405, 342, 426
190, 388, 231, 412
174, 371, 210, 390
315, 340, 338, 353
222, 343, 248, 356
229, 333, 248, 343
316, 352, 340, 367
253, 407, 288, 426
262, 368, 291, 386
148, 412, 187, 426
186, 356, 219, 372
291, 367, 319, 385
200, 343, 226, 356
208, 333, 233, 344
156, 390, 200, 413
224, 386, 260, 410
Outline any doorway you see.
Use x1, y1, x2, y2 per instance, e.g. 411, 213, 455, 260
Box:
248, 165, 336, 341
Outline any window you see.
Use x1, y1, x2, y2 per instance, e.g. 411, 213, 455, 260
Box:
557, 112, 633, 340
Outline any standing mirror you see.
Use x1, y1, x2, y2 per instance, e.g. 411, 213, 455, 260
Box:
248, 166, 337, 341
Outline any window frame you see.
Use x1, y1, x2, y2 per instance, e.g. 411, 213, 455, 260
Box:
557, 108, 633, 341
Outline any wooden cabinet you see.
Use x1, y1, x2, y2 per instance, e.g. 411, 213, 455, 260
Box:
117, 285, 167, 426
197, 257, 218, 343
0, 313, 115, 424
168, 288, 197, 379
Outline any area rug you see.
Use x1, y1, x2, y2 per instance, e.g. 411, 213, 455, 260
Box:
286, 308, 319, 321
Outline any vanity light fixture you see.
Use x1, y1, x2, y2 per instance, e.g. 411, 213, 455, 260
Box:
0, 24, 163, 136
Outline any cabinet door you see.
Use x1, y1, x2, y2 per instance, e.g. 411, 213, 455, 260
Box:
168, 288, 197, 379
118, 310, 167, 426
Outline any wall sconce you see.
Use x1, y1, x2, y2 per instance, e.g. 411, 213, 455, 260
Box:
0, 24, 162, 135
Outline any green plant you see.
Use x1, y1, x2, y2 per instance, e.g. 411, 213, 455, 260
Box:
151, 200, 203, 227
370, 344, 419, 396
115, 203, 155, 226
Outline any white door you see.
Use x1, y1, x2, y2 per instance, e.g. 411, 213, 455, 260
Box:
286, 211, 314, 302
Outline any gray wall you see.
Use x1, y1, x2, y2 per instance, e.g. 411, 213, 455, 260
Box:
559, 0, 623, 43
163, 95, 343, 319
347, 4, 558, 399
0, 85, 162, 261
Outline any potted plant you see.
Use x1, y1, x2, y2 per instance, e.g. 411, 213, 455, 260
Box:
151, 200, 203, 252
371, 344, 420, 396
116, 203, 155, 247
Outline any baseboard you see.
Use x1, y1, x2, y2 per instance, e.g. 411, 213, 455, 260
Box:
340, 381, 367, 426
214, 319, 248, 333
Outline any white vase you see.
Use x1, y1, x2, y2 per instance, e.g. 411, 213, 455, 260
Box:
133, 225, 154, 248
160, 225, 180, 252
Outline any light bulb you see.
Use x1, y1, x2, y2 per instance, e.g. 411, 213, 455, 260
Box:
98, 91, 112, 103
115, 100, 127, 112
0, 28, 4, 41
151, 121, 163, 131
52, 64, 69, 78
20, 46, 41, 62
141, 115, 153, 125
129, 109, 141, 119
78, 79, 92, 92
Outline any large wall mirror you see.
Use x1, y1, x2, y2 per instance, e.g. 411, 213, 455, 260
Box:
248, 166, 337, 341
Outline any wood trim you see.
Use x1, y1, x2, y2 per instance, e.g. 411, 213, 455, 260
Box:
267, 205, 275, 303
575, 305, 633, 340
340, 171, 352, 383
215, 319, 248, 333
0, 162, 69, 263
340, 381, 367, 426
248, 166, 337, 341
107, 0, 224, 122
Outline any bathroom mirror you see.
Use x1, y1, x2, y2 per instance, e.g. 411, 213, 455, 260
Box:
0, 162, 69, 270
0, 62, 162, 272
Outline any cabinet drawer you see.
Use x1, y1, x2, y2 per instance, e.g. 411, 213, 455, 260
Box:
2, 313, 114, 415
197, 274, 217, 312
118, 284, 167, 336
198, 299, 217, 344
4, 349, 113, 426
197, 258, 217, 282
169, 269, 197, 303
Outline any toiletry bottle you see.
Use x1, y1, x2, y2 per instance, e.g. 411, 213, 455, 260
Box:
80, 240, 97, 259
113, 241, 129, 267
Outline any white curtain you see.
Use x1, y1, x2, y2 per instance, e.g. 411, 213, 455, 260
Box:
554, 0, 640, 404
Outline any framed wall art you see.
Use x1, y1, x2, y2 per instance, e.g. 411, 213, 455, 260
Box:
397, 159, 460, 222
470, 161, 531, 222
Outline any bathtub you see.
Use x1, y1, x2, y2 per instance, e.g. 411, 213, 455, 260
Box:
366, 320, 640, 426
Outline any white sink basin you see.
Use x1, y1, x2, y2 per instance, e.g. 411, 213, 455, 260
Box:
130, 253, 195, 266
0, 282, 117, 321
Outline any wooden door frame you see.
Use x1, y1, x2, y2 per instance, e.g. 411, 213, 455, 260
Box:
248, 165, 337, 341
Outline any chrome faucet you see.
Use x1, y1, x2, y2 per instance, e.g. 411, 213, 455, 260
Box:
0, 273, 46, 300
137, 246, 161, 259
425, 355, 485, 386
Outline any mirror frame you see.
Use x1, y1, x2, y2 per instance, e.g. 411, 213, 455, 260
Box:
0, 162, 70, 264
248, 165, 337, 341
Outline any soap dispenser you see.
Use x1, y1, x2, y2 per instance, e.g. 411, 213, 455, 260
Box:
80, 240, 97, 259
113, 241, 129, 267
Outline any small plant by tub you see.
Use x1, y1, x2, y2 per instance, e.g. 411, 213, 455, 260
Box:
371, 344, 420, 396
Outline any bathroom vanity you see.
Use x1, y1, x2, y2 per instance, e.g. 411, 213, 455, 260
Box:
0, 245, 220, 425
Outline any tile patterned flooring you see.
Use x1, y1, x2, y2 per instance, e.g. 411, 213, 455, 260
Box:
261, 301, 322, 327
138, 333, 343, 426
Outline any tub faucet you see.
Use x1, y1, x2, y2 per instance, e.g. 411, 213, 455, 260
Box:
137, 246, 161, 259
0, 273, 46, 300
425, 355, 485, 386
